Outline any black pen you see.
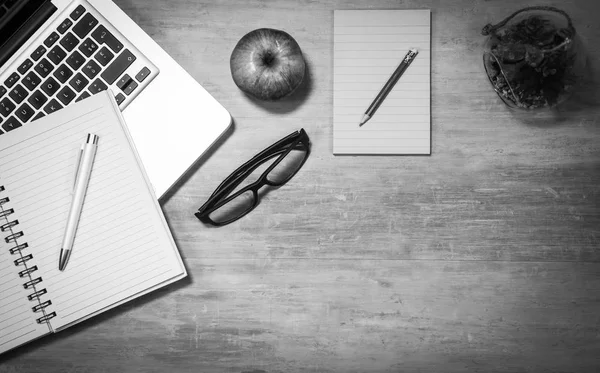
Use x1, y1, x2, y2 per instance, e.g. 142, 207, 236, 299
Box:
359, 48, 419, 127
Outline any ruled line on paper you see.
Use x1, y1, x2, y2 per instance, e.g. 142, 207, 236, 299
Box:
59, 269, 171, 319
333, 9, 431, 155
0, 328, 38, 348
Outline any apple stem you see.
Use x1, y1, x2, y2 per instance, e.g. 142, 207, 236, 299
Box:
263, 51, 276, 66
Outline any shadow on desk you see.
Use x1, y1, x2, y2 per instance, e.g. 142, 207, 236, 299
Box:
512, 51, 600, 127
558, 55, 600, 114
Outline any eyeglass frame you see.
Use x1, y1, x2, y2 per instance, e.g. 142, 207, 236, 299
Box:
195, 128, 310, 226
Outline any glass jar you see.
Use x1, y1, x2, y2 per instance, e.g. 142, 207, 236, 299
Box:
482, 6, 586, 110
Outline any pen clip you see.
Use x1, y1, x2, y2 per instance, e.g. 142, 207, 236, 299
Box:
72, 144, 84, 193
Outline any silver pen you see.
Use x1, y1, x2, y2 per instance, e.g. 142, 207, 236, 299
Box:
58, 133, 99, 271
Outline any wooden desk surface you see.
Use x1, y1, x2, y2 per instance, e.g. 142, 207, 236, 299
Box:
2, 0, 600, 371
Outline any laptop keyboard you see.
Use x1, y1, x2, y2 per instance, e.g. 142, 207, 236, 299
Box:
0, 2, 158, 135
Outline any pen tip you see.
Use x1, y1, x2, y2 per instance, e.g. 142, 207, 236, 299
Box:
359, 114, 370, 127
58, 248, 69, 271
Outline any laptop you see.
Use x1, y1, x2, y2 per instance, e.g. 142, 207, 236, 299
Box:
0, 0, 231, 197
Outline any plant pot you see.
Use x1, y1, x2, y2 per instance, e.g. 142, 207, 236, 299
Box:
482, 6, 586, 110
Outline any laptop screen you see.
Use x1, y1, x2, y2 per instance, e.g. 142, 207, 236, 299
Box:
0, 0, 56, 67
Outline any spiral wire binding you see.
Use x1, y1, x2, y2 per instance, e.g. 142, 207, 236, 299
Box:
0, 185, 56, 324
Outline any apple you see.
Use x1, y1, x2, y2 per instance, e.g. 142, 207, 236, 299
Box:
230, 28, 306, 101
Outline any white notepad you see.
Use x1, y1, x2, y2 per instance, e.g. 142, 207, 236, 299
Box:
333, 9, 431, 154
0, 92, 186, 354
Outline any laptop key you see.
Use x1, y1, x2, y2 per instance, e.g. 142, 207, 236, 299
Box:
82, 60, 101, 79
117, 74, 137, 95
1, 116, 21, 132
34, 58, 53, 78
0, 98, 16, 117
28, 90, 48, 110
122, 80, 138, 96
57, 86, 76, 105
66, 51, 85, 71
18, 59, 34, 74
73, 13, 98, 39
0, 86, 6, 98
116, 74, 132, 90
43, 99, 62, 114
88, 79, 108, 95
57, 18, 73, 34
91, 25, 124, 54
44, 32, 60, 48
69, 73, 89, 92
41, 77, 60, 96
31, 45, 47, 61
135, 67, 151, 82
53, 64, 73, 83
9, 84, 27, 104
79, 38, 98, 57
4, 72, 19, 88
101, 49, 136, 84
59, 32, 78, 52
15, 103, 35, 122
94, 47, 114, 66
32, 112, 45, 121
114, 92, 125, 105
70, 5, 86, 21
22, 71, 42, 91
76, 91, 91, 102
47, 46, 67, 65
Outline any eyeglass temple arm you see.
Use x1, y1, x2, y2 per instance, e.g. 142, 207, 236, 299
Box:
208, 134, 306, 199
206, 147, 294, 202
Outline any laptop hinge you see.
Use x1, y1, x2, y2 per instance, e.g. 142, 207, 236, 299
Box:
0, 0, 57, 67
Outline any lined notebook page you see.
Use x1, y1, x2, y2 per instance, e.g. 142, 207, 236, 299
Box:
333, 9, 431, 154
0, 92, 185, 334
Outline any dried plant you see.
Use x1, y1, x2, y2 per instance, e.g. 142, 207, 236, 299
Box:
482, 8, 580, 109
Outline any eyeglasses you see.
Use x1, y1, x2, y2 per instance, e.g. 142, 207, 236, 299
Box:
195, 128, 310, 226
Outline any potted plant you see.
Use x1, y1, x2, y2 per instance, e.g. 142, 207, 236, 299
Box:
482, 6, 585, 110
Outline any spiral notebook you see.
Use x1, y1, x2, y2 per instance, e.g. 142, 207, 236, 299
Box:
0, 92, 186, 355
333, 9, 431, 154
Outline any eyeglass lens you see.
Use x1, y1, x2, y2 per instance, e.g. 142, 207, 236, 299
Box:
207, 144, 308, 224
208, 190, 255, 223
266, 145, 307, 184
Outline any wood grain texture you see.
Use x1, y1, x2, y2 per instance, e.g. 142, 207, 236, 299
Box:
2, 0, 600, 372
